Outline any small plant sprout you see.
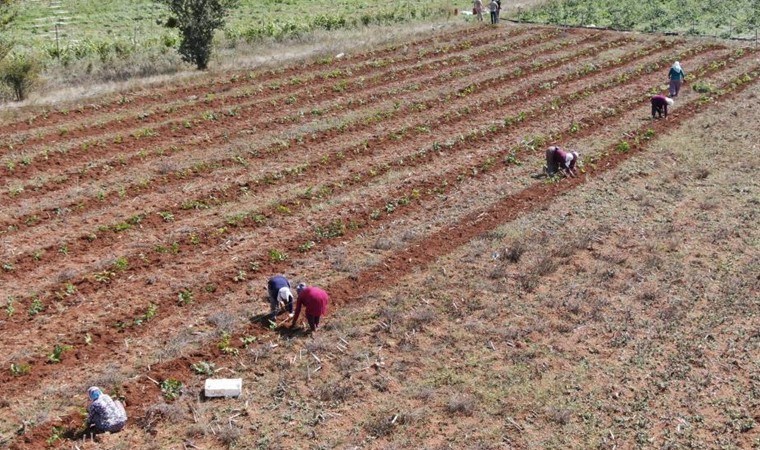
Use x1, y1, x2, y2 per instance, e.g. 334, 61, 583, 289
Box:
113, 257, 128, 271
233, 270, 247, 282
48, 344, 73, 363
28, 297, 45, 316
218, 332, 239, 355
5, 297, 15, 317
84, 333, 93, 345
298, 241, 316, 253
616, 141, 631, 153
158, 211, 175, 222
178, 289, 194, 305
46, 425, 65, 445
191, 361, 216, 375
160, 378, 183, 401
240, 336, 257, 347
268, 249, 288, 262
10, 362, 31, 376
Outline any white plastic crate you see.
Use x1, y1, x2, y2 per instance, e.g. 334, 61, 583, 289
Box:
204, 378, 243, 398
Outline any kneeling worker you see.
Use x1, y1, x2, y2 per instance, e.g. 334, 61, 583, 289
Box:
545, 145, 580, 178
86, 387, 127, 434
267, 274, 294, 319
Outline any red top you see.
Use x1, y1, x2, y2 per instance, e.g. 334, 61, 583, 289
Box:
549, 146, 576, 169
293, 286, 329, 321
651, 95, 668, 107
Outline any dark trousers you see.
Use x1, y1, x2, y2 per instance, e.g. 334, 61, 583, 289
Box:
306, 314, 321, 331
490, 11, 497, 24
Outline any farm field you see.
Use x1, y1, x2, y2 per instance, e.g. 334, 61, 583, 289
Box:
0, 22, 759, 449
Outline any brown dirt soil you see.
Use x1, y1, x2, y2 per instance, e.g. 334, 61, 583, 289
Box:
0, 23, 758, 449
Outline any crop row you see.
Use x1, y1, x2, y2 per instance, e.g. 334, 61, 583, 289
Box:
0, 37, 677, 278
0, 32, 631, 232
0, 43, 745, 353
0, 24, 515, 138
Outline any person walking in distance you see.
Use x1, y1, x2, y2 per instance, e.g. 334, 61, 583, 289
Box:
650, 94, 674, 119
488, 0, 499, 24
291, 282, 329, 332
473, 0, 484, 22
668, 61, 685, 97
545, 145, 580, 178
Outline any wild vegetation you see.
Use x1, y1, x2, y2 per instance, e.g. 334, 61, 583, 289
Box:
517, 0, 760, 39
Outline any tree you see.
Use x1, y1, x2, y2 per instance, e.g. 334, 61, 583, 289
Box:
0, 53, 41, 101
160, 0, 239, 70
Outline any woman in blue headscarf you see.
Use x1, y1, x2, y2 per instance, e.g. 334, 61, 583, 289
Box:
86, 387, 128, 433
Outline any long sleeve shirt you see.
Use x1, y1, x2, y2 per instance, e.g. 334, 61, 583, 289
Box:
292, 286, 329, 322
87, 394, 127, 432
668, 67, 685, 80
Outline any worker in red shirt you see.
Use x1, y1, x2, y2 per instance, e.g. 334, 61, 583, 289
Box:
291, 282, 329, 331
545, 145, 580, 178
651, 94, 674, 119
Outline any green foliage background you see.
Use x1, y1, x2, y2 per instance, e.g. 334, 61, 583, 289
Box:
517, 0, 760, 39
5, 0, 451, 64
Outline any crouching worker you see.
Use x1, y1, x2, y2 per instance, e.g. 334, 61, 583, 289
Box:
86, 387, 127, 434
545, 146, 580, 178
291, 282, 329, 332
651, 94, 674, 119
267, 275, 294, 320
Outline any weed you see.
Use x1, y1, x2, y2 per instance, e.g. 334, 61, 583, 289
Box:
692, 81, 714, 93
233, 270, 247, 282
94, 270, 115, 283
48, 344, 73, 363
158, 211, 174, 222
315, 219, 346, 240
5, 297, 15, 317
46, 425, 65, 445
160, 378, 183, 401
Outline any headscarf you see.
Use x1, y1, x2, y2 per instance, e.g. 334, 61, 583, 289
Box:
296, 282, 306, 293
88, 386, 102, 401
672, 61, 682, 72
278, 286, 293, 304
665, 98, 674, 106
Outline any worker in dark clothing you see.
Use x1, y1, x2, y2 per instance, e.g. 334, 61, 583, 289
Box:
267, 275, 294, 319
651, 94, 674, 119
291, 283, 329, 332
545, 146, 580, 177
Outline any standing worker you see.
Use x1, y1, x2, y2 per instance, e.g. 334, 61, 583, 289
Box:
495, 0, 501, 23
488, 0, 499, 24
291, 282, 329, 332
473, 0, 484, 22
668, 61, 685, 97
267, 274, 294, 319
650, 94, 674, 119
86, 387, 127, 434
545, 145, 580, 178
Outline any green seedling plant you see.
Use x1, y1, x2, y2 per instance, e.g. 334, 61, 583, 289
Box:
160, 378, 183, 401
5, 297, 15, 317
10, 362, 31, 376
218, 332, 239, 356
191, 361, 216, 376
48, 344, 73, 363
268, 249, 288, 262
46, 426, 65, 445
177, 289, 194, 306
28, 297, 45, 316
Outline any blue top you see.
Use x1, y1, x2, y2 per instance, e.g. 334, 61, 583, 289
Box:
268, 275, 290, 292
668, 67, 685, 80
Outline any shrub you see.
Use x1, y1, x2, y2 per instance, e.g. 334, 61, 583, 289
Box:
0, 52, 41, 101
